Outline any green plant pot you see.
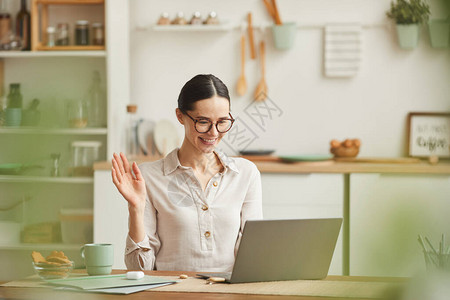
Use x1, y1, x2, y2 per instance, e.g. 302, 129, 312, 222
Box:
428, 19, 450, 48
396, 24, 420, 49
271, 22, 296, 50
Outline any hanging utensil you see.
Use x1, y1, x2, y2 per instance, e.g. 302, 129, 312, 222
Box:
254, 41, 268, 101
247, 13, 256, 60
236, 34, 247, 96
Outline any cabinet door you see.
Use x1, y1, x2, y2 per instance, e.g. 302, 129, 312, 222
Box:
261, 174, 344, 275
94, 170, 128, 269
350, 174, 450, 277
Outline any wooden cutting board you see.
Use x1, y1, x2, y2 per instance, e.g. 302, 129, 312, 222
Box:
334, 157, 421, 164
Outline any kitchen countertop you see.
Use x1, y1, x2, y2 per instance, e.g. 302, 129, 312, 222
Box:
94, 156, 450, 175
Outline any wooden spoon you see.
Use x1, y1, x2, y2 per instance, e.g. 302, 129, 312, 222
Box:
254, 41, 267, 101
236, 34, 247, 96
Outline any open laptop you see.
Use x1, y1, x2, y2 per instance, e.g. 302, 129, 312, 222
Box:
197, 218, 342, 283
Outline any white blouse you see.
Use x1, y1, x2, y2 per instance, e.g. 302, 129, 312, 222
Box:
124, 147, 263, 272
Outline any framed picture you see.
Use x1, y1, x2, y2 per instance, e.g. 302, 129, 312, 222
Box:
407, 112, 450, 158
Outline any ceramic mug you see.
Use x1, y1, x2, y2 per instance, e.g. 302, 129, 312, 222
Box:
80, 243, 114, 276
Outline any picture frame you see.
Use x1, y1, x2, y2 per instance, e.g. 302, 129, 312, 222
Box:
407, 112, 450, 158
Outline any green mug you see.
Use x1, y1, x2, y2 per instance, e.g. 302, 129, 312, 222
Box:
80, 243, 114, 276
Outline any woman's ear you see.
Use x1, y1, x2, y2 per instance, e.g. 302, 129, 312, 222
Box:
175, 108, 184, 125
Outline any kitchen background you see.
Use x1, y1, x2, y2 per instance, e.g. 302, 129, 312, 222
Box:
129, 0, 450, 157
0, 0, 449, 282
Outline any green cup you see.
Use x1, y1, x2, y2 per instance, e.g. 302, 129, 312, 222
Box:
80, 243, 114, 276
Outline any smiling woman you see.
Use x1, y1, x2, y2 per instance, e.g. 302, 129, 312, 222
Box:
111, 74, 263, 273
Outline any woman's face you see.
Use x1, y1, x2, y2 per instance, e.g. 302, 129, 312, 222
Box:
177, 96, 231, 154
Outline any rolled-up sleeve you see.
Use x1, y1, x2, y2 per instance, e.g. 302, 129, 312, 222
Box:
124, 194, 161, 270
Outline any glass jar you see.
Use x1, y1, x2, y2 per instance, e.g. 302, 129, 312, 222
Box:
92, 23, 104, 45
190, 12, 203, 25
70, 141, 101, 177
56, 23, 69, 46
67, 99, 87, 128
157, 12, 170, 25
46, 26, 55, 47
75, 20, 89, 45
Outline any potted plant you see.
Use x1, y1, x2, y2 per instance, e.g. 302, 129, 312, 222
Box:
386, 0, 431, 49
428, 17, 450, 48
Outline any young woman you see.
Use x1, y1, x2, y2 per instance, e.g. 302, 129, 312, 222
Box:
111, 74, 262, 272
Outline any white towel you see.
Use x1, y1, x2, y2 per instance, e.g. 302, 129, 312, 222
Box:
324, 24, 362, 78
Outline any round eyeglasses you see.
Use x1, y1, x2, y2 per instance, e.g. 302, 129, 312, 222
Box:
185, 112, 235, 133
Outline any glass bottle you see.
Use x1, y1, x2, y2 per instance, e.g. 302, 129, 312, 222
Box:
16, 0, 30, 50
0, 0, 11, 48
7, 83, 23, 108
46, 26, 55, 47
86, 71, 106, 127
126, 104, 139, 157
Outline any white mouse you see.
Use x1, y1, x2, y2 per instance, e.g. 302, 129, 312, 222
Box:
126, 271, 145, 280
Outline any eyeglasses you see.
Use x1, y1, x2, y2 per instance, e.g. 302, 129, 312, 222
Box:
184, 112, 235, 133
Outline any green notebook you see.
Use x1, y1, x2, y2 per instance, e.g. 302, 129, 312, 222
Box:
46, 274, 177, 290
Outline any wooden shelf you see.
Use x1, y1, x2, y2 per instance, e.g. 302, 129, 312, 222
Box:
0, 50, 106, 57
34, 0, 103, 4
0, 127, 107, 135
36, 45, 105, 51
0, 175, 93, 184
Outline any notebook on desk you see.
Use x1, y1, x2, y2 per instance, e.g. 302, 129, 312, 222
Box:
197, 218, 342, 283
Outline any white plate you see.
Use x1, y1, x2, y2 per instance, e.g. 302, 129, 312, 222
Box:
137, 119, 156, 156
153, 119, 180, 156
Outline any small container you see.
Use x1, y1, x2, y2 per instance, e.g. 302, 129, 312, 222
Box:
46, 26, 55, 47
60, 208, 93, 244
92, 22, 104, 45
67, 99, 88, 128
204, 11, 219, 25
56, 23, 69, 46
75, 20, 89, 45
70, 141, 101, 176
157, 12, 170, 25
190, 12, 203, 25
172, 12, 187, 25
33, 260, 74, 280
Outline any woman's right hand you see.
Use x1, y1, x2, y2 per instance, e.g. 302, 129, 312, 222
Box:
111, 152, 147, 212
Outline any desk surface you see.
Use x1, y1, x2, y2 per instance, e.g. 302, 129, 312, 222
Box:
1, 270, 406, 300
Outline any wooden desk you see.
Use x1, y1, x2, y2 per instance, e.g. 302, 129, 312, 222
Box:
0, 270, 406, 300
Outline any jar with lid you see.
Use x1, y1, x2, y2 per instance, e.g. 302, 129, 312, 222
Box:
46, 26, 55, 47
56, 23, 69, 46
190, 12, 203, 25
75, 20, 89, 45
126, 104, 139, 157
157, 12, 170, 25
70, 141, 102, 177
172, 12, 187, 25
92, 23, 104, 45
204, 11, 220, 25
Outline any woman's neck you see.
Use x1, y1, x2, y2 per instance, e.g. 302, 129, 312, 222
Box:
177, 141, 221, 174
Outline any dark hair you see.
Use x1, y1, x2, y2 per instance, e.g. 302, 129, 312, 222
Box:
177, 74, 231, 112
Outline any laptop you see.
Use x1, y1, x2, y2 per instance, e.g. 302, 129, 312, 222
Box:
197, 218, 342, 283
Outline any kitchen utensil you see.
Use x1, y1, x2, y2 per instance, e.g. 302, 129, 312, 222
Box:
279, 155, 333, 162
262, 0, 276, 22
239, 149, 275, 156
271, 0, 283, 25
137, 119, 157, 156
154, 119, 179, 157
247, 13, 256, 59
236, 34, 247, 96
254, 41, 268, 101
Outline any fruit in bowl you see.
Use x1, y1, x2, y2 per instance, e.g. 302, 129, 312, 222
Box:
330, 138, 361, 158
31, 250, 74, 280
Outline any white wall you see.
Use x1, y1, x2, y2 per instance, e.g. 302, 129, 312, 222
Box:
129, 0, 450, 157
